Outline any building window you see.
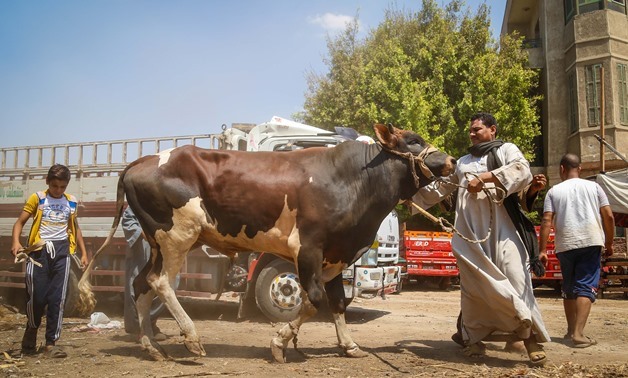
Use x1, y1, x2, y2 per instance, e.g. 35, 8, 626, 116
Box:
608, 0, 627, 14
585, 64, 602, 126
565, 0, 577, 23
568, 73, 578, 133
619, 63, 628, 124
579, 0, 604, 14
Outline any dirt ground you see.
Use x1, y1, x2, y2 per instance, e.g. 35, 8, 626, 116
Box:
1, 282, 627, 378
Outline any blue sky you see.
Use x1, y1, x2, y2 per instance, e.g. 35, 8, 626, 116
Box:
0, 1, 505, 148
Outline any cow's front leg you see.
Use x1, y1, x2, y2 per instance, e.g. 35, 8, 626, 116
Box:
326, 274, 368, 358
270, 291, 317, 363
271, 252, 325, 363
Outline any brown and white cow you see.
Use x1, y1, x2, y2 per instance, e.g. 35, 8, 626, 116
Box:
78, 123, 456, 362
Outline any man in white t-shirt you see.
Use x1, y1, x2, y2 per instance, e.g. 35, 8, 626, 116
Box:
539, 153, 615, 348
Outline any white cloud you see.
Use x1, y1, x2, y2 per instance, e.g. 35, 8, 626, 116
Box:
308, 13, 358, 32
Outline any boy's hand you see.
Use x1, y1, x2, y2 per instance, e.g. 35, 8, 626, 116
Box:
80, 253, 89, 270
10, 243, 23, 257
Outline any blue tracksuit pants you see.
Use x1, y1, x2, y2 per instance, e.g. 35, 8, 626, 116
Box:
24, 239, 71, 346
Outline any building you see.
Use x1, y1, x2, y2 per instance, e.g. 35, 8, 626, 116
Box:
502, 0, 628, 182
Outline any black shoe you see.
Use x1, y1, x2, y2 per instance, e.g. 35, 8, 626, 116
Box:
21, 328, 38, 355
451, 332, 465, 347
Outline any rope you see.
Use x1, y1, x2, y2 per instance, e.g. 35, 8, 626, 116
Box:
409, 175, 506, 244
14, 240, 47, 268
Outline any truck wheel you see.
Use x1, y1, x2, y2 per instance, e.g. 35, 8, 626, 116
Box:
64, 268, 81, 317
255, 259, 302, 323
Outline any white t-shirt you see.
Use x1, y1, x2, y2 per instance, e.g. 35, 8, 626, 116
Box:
543, 178, 610, 253
38, 195, 71, 241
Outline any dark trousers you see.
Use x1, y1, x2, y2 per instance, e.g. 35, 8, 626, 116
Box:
124, 238, 180, 333
25, 239, 70, 345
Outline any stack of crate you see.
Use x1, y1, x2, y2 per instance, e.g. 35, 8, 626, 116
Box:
403, 231, 458, 279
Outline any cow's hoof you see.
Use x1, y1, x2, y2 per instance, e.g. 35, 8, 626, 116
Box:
345, 346, 368, 358
140, 336, 171, 361
184, 339, 206, 357
270, 337, 287, 363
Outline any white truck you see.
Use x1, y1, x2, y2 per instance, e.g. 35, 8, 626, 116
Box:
0, 116, 402, 322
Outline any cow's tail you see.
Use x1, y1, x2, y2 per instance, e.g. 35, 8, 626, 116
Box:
77, 168, 128, 316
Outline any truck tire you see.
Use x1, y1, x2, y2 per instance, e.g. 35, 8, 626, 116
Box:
255, 259, 302, 323
64, 268, 81, 317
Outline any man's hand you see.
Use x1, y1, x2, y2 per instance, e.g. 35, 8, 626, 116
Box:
538, 251, 548, 265
466, 172, 497, 194
467, 178, 484, 193
528, 174, 547, 196
604, 242, 614, 257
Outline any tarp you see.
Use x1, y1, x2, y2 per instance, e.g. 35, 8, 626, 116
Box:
596, 168, 628, 227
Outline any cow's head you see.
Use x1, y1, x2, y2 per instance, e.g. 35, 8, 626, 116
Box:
374, 123, 456, 187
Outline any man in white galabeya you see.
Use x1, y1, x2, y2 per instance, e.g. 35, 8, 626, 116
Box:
539, 153, 615, 348
413, 112, 550, 366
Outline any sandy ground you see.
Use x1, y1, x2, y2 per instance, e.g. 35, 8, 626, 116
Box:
1, 282, 627, 378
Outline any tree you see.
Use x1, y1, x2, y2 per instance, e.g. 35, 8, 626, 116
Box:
299, 0, 541, 161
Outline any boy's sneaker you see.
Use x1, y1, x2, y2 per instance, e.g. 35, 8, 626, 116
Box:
21, 327, 38, 355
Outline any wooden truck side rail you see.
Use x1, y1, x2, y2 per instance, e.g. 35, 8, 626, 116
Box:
0, 134, 221, 180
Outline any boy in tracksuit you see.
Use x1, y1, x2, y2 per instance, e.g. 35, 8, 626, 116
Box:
11, 164, 89, 357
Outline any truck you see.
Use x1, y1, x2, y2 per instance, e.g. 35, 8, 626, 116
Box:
0, 116, 402, 322
402, 227, 558, 291
402, 230, 458, 290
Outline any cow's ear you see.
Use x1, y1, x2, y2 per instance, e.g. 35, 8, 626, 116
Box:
374, 123, 398, 148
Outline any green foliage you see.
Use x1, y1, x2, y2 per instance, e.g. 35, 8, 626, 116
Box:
299, 0, 541, 160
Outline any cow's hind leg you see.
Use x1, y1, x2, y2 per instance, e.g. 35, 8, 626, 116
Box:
133, 261, 169, 360
149, 245, 206, 358
325, 274, 368, 358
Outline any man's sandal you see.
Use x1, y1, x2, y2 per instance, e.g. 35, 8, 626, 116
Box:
572, 336, 597, 348
525, 342, 547, 366
462, 342, 486, 358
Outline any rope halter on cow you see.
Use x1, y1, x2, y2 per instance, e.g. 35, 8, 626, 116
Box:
381, 143, 441, 188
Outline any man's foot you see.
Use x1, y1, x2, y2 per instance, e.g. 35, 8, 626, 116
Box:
153, 331, 167, 341
21, 327, 38, 355
524, 341, 547, 366
572, 336, 597, 348
44, 345, 67, 358
451, 332, 465, 347
504, 340, 526, 354
153, 326, 167, 341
